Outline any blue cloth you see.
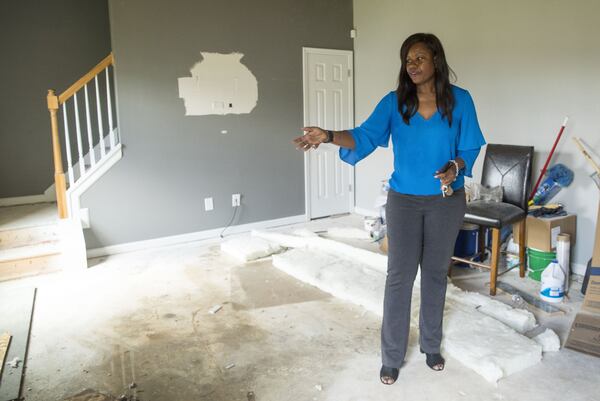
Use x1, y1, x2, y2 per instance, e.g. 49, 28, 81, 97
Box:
340, 85, 486, 195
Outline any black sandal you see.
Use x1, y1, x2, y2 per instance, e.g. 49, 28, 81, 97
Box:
380, 365, 399, 385
420, 348, 445, 371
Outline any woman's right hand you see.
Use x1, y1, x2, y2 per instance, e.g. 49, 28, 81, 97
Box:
293, 127, 328, 151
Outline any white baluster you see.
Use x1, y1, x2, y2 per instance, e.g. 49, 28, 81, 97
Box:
73, 93, 85, 177
94, 75, 106, 158
62, 103, 75, 185
106, 67, 115, 148
84, 84, 96, 167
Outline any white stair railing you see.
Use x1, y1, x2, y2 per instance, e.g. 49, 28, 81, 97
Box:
47, 53, 120, 218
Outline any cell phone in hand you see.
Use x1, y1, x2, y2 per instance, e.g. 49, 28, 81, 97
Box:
437, 161, 454, 174
437, 162, 454, 197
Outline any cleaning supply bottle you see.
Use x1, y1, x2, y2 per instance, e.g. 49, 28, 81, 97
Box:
540, 260, 565, 303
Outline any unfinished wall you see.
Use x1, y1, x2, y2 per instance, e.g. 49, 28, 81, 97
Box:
0, 0, 111, 198
80, 0, 353, 249
353, 0, 600, 274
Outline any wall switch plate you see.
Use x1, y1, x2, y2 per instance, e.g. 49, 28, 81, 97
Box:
204, 197, 214, 211
232, 194, 241, 207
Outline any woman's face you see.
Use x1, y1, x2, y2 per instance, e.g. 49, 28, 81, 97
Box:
405, 43, 435, 86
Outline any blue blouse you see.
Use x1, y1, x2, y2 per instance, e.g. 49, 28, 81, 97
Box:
340, 85, 486, 195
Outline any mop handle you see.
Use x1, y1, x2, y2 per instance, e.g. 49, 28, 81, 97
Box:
573, 137, 600, 175
528, 117, 569, 202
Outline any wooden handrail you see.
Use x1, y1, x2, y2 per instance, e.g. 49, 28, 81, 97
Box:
47, 90, 68, 218
47, 52, 114, 218
58, 53, 114, 104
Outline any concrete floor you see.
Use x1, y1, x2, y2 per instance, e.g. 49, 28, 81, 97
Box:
1, 214, 599, 401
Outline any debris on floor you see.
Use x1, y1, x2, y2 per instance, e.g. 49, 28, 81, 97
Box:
496, 282, 564, 314
6, 356, 21, 368
261, 230, 545, 384
253, 230, 388, 272
326, 227, 371, 240
208, 304, 223, 314
533, 328, 561, 352
292, 228, 319, 237
220, 236, 282, 262
0, 287, 36, 400
449, 288, 537, 333
0, 332, 11, 375
63, 388, 117, 401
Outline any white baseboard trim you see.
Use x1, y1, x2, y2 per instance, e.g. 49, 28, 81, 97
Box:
572, 262, 587, 276
353, 206, 378, 217
0, 184, 56, 207
87, 214, 308, 258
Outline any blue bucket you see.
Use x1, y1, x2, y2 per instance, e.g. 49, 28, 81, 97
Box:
454, 223, 479, 267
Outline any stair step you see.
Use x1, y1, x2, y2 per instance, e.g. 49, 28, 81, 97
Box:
0, 252, 63, 282
0, 241, 61, 263
0, 224, 60, 250
0, 203, 57, 231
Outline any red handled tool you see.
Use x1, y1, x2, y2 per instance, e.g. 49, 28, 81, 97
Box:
528, 117, 569, 203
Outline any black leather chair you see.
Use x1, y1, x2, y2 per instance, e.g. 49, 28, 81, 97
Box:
451, 144, 534, 295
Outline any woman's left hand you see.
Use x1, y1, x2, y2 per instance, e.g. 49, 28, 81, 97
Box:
434, 163, 457, 186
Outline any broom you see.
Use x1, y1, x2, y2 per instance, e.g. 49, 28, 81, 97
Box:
528, 117, 569, 203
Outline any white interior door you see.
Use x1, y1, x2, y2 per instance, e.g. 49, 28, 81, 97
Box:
303, 48, 354, 219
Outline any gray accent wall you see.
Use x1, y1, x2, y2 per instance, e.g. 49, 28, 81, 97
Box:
0, 1, 111, 198
81, 0, 353, 248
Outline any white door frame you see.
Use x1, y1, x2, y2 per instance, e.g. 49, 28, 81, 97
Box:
302, 47, 355, 220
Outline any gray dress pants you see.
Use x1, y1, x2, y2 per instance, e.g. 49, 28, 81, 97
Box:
381, 188, 466, 368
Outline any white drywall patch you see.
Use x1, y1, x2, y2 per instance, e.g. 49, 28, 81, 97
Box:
178, 52, 258, 116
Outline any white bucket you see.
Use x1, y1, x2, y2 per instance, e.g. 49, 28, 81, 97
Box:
540, 260, 565, 303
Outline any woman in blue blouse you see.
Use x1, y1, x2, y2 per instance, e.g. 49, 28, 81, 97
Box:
294, 33, 485, 385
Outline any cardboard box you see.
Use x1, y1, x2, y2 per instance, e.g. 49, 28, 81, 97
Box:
565, 267, 600, 357
582, 268, 600, 313
512, 222, 522, 244
566, 265, 600, 358
525, 214, 576, 252
380, 235, 388, 254
512, 221, 526, 244
565, 204, 600, 358
564, 312, 600, 357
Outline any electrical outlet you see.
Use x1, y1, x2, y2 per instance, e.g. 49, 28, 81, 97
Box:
232, 194, 241, 207
204, 197, 214, 211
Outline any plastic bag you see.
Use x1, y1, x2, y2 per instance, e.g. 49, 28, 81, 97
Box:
470, 183, 503, 202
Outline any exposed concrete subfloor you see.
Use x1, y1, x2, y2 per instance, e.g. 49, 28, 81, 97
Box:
1, 214, 599, 401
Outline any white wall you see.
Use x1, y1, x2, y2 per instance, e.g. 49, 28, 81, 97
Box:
353, 0, 600, 274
